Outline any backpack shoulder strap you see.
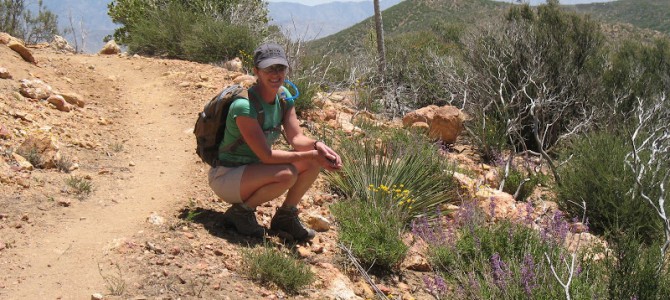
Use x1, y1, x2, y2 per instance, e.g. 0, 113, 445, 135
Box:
246, 88, 265, 126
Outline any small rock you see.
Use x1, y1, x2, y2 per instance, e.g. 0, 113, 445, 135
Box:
58, 92, 85, 108
57, 199, 71, 207
296, 246, 311, 258
0, 242, 6, 251
91, 293, 104, 300
0, 124, 12, 139
47, 95, 72, 112
0, 67, 12, 79
306, 214, 330, 232
100, 40, 121, 55
378, 284, 391, 295
8, 39, 36, 64
19, 78, 52, 99
169, 246, 181, 255
354, 280, 375, 299
147, 213, 164, 225
129, 161, 136, 167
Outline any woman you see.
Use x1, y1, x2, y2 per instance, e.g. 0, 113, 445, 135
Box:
208, 42, 342, 241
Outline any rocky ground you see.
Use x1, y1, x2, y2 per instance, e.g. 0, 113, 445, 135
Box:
0, 37, 599, 300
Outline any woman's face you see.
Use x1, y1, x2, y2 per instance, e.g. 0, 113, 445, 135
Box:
255, 64, 287, 91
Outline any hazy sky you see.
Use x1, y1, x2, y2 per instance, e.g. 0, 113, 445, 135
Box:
266, 0, 617, 6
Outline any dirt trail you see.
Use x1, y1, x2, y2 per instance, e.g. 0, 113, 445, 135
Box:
2, 54, 199, 299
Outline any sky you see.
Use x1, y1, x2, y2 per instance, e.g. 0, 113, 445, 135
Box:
266, 0, 617, 6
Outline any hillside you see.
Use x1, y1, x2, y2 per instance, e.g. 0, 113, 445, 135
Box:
307, 0, 669, 55
307, 0, 508, 53
572, 0, 670, 35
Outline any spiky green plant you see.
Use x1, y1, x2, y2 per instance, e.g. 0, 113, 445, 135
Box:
325, 125, 456, 222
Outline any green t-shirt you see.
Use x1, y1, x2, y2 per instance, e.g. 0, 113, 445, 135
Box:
217, 87, 293, 166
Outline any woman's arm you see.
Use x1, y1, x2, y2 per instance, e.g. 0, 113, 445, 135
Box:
236, 115, 318, 164
283, 107, 343, 170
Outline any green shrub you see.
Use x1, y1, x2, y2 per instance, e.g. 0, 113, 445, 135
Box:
330, 198, 408, 270
242, 246, 314, 294
122, 1, 258, 63
606, 232, 670, 300
557, 131, 663, 244
181, 20, 257, 63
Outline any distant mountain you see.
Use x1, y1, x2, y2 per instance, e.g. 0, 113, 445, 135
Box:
571, 0, 670, 35
307, 0, 506, 54
269, 0, 403, 40
307, 0, 669, 55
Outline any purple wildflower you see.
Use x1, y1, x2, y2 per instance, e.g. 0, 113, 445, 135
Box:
520, 254, 537, 297
490, 253, 509, 290
540, 211, 570, 245
489, 200, 497, 219
423, 274, 448, 298
524, 200, 534, 225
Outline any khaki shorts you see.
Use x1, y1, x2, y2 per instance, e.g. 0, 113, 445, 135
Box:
208, 165, 246, 204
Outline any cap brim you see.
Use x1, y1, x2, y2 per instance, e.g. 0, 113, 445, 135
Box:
257, 57, 289, 69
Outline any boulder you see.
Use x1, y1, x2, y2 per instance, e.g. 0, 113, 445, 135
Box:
402, 105, 439, 126
19, 79, 53, 99
17, 132, 60, 169
403, 105, 466, 144
50, 35, 76, 53
223, 57, 243, 72
428, 105, 465, 144
99, 40, 121, 55
7, 39, 36, 64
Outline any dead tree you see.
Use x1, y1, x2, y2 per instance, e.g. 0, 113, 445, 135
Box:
625, 94, 670, 271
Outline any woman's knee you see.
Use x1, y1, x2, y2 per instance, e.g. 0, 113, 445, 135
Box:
276, 164, 298, 185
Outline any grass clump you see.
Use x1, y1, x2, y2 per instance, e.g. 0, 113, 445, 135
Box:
242, 246, 315, 294
65, 175, 93, 197
330, 198, 408, 270
55, 155, 73, 173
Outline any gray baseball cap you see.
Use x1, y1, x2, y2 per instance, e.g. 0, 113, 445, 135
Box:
253, 43, 289, 69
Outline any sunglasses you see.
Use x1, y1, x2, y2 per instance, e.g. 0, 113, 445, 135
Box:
261, 64, 288, 73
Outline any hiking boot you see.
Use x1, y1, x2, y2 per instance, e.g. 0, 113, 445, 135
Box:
222, 203, 265, 238
270, 206, 315, 241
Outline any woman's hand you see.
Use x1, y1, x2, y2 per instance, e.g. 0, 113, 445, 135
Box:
315, 141, 342, 171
